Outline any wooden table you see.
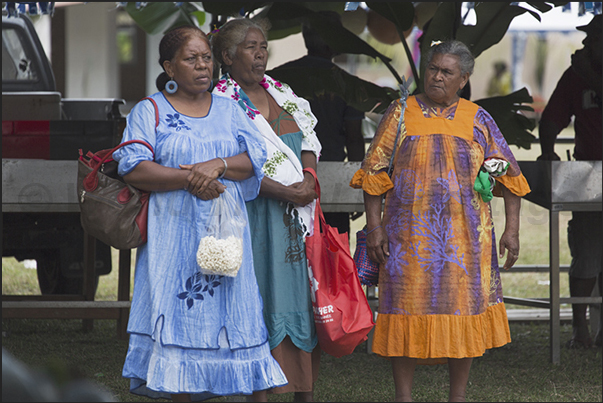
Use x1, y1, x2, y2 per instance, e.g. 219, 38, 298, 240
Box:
516, 161, 602, 364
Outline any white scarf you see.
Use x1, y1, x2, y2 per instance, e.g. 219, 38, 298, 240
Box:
213, 73, 322, 236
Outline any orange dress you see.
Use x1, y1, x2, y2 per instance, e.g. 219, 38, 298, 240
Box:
350, 96, 530, 364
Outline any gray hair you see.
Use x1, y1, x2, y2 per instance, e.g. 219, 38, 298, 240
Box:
211, 18, 271, 74
425, 40, 475, 76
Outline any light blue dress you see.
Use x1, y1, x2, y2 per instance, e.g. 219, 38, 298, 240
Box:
114, 92, 287, 400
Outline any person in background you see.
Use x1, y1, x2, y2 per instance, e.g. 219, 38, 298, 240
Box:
114, 25, 287, 402
486, 61, 512, 97
211, 18, 322, 402
537, 14, 602, 349
274, 10, 366, 236
350, 40, 530, 402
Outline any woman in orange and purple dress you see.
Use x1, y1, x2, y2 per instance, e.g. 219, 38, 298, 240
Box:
350, 40, 531, 402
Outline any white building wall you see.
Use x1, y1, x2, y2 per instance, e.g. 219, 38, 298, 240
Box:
146, 33, 162, 96
64, 2, 119, 98
32, 15, 52, 61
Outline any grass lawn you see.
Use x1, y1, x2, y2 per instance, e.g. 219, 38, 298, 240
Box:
3, 131, 600, 401
2, 318, 601, 402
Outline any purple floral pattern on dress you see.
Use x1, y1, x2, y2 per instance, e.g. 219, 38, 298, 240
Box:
409, 203, 467, 275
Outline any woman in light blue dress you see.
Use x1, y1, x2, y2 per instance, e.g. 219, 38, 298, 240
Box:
114, 25, 287, 402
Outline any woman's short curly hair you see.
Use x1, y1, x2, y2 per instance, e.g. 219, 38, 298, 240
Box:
211, 18, 271, 74
425, 40, 475, 76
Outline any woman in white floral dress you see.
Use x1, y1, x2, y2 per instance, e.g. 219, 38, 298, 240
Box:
212, 18, 322, 402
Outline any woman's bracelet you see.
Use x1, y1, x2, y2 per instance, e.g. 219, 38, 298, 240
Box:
217, 157, 227, 179
366, 225, 382, 235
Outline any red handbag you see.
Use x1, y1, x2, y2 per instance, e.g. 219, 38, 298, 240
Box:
304, 168, 375, 358
77, 97, 158, 250
78, 139, 154, 249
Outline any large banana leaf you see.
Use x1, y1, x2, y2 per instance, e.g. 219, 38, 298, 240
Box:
125, 2, 205, 35
458, 3, 543, 58
200, 1, 342, 19
253, 2, 333, 41
260, 2, 391, 61
475, 88, 537, 150
364, 1, 415, 31
251, 2, 403, 91
202, 1, 345, 40
200, 2, 268, 17
417, 2, 561, 88
123, 1, 569, 148
364, 2, 418, 87
267, 65, 399, 114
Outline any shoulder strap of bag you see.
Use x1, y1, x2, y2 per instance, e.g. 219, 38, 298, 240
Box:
82, 97, 158, 190
83, 139, 155, 191
387, 76, 411, 178
99, 96, 158, 164
303, 167, 320, 200
105, 96, 158, 165
302, 167, 326, 233
141, 96, 159, 129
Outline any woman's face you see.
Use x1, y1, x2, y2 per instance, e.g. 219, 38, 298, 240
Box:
163, 36, 213, 96
423, 53, 469, 106
226, 27, 268, 87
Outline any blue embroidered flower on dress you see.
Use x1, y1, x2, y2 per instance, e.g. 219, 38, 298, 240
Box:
177, 272, 222, 309
166, 113, 191, 131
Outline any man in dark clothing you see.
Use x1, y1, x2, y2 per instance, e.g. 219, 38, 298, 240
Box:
277, 11, 366, 235
537, 14, 602, 348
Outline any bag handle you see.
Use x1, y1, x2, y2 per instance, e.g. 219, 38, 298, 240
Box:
80, 96, 158, 167
83, 96, 160, 191
304, 166, 349, 291
303, 167, 327, 234
303, 167, 320, 200
83, 140, 155, 191
364, 77, 409, 233
387, 76, 411, 178
142, 96, 160, 128
99, 140, 154, 166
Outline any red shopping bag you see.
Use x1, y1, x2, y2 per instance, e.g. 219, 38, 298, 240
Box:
303, 168, 375, 358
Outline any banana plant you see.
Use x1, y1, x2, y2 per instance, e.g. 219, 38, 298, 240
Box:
124, 2, 207, 34
358, 1, 567, 148
124, 1, 570, 148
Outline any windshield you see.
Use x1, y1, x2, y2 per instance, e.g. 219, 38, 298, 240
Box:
2, 26, 39, 82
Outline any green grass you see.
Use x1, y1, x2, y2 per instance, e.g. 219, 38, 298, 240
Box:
3, 131, 599, 401
2, 318, 601, 402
